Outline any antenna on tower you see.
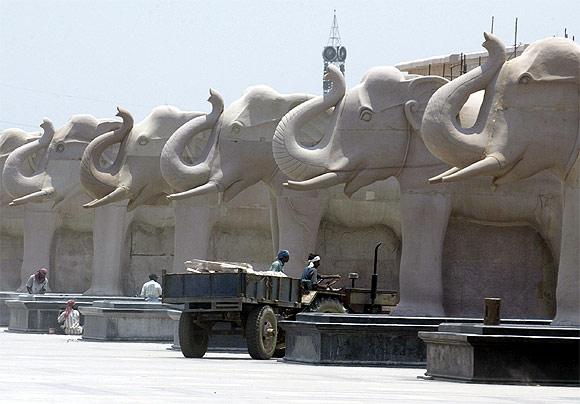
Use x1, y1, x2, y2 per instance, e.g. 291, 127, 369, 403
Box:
322, 10, 346, 94
491, 16, 494, 34
327, 9, 341, 46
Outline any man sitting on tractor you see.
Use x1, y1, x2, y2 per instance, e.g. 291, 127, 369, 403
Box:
269, 250, 290, 273
301, 255, 321, 291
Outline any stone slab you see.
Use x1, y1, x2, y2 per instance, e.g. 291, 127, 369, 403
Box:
419, 323, 580, 385
79, 300, 179, 341
280, 313, 551, 367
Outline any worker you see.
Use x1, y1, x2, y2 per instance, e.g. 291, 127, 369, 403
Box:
140, 273, 162, 302
26, 268, 48, 294
57, 300, 83, 335
301, 255, 321, 290
269, 250, 289, 272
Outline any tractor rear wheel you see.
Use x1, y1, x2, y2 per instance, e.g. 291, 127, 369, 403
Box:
246, 305, 277, 360
310, 297, 347, 313
179, 312, 209, 358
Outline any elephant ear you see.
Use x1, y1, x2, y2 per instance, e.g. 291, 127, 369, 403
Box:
404, 76, 449, 131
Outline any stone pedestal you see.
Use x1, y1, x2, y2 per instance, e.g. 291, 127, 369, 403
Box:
419, 323, 580, 385
0, 292, 24, 326
280, 313, 550, 367
6, 294, 141, 332
80, 300, 179, 341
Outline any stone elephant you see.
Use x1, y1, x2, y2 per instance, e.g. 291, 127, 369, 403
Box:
0, 128, 40, 290
79, 105, 216, 291
1, 116, 121, 292
421, 33, 579, 325
272, 64, 561, 317
161, 85, 339, 276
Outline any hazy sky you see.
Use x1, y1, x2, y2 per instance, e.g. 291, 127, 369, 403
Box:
1, 0, 579, 131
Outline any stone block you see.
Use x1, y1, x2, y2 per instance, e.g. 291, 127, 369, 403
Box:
80, 300, 179, 341
420, 323, 580, 385
281, 313, 550, 367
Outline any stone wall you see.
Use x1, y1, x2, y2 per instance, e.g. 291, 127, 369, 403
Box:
0, 234, 22, 290
442, 218, 556, 319
51, 229, 93, 293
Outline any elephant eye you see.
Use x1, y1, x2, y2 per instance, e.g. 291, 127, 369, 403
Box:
55, 142, 65, 152
137, 136, 149, 145
518, 73, 532, 85
231, 122, 243, 134
359, 108, 374, 122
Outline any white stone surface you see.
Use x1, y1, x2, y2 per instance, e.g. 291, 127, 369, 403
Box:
0, 328, 578, 403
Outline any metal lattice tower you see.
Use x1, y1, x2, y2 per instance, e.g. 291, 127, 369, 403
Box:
322, 10, 346, 94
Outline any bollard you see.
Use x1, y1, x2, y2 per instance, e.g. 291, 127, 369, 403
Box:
483, 298, 501, 325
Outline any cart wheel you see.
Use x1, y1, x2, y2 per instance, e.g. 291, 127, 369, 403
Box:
246, 305, 277, 360
310, 297, 347, 313
179, 312, 209, 358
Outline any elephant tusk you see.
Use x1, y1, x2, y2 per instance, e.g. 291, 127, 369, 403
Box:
8, 188, 54, 206
437, 156, 502, 183
428, 167, 462, 184
166, 181, 219, 201
83, 186, 129, 208
283, 172, 345, 191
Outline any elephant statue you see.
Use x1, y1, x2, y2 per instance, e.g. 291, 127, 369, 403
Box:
421, 33, 579, 325
79, 104, 218, 289
272, 64, 562, 317
0, 128, 40, 290
161, 85, 338, 276
1, 116, 121, 292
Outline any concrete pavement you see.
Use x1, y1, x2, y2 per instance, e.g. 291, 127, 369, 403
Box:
0, 328, 578, 403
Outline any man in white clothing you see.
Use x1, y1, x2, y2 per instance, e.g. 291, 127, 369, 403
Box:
141, 274, 162, 302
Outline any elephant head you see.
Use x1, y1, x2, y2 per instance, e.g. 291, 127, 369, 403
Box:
421, 32, 580, 184
0, 128, 41, 205
2, 116, 121, 206
163, 86, 314, 202
80, 104, 214, 211
272, 64, 460, 196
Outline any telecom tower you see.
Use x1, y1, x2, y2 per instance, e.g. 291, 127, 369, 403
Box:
322, 11, 346, 94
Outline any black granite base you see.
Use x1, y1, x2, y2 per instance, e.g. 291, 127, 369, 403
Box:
419, 323, 580, 385
280, 314, 550, 367
6, 294, 143, 333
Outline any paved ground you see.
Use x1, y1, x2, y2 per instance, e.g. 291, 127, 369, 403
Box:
0, 328, 578, 403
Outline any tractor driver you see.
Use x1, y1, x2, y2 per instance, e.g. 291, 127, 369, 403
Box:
301, 255, 321, 290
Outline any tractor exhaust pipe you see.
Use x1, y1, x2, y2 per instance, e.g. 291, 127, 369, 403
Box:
370, 242, 382, 307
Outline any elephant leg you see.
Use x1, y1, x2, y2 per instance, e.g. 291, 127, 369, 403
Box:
84, 201, 130, 296
17, 203, 58, 292
172, 198, 216, 273
391, 191, 451, 317
275, 193, 324, 278
552, 158, 580, 326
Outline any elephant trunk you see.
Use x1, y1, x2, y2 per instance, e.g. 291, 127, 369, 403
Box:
2, 119, 55, 202
160, 89, 224, 192
273, 64, 346, 181
421, 32, 506, 169
80, 107, 133, 199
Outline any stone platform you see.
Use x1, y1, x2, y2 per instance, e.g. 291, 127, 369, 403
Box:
80, 300, 180, 341
419, 323, 580, 385
280, 313, 550, 367
0, 292, 21, 326
5, 294, 142, 333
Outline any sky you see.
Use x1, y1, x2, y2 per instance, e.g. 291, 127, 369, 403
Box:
1, 0, 579, 131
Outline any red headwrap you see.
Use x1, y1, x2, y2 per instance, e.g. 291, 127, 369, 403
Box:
35, 268, 48, 282
64, 299, 75, 318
